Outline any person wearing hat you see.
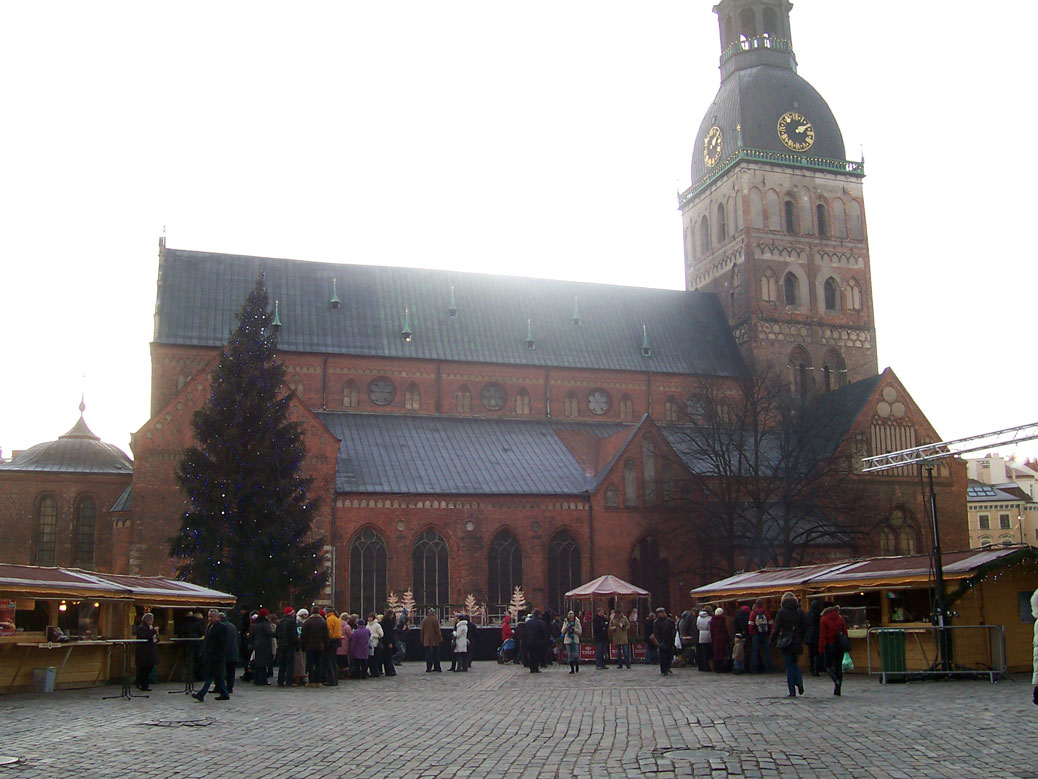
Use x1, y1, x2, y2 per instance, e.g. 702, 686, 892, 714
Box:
710, 607, 730, 673
250, 608, 275, 685
652, 608, 676, 676
193, 609, 230, 701
275, 607, 298, 687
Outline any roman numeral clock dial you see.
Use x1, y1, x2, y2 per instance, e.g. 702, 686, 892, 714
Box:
703, 125, 723, 167
777, 111, 815, 152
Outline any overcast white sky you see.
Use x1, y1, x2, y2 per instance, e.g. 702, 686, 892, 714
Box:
1, 1, 1035, 462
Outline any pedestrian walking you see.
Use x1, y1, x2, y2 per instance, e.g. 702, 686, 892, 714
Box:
561, 610, 582, 673
818, 601, 849, 696
653, 608, 676, 675
695, 609, 712, 672
609, 609, 631, 669
805, 599, 823, 677
771, 591, 806, 697
193, 609, 230, 701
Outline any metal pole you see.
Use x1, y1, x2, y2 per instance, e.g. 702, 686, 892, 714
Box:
925, 462, 950, 671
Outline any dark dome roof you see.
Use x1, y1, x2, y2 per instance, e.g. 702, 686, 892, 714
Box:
0, 416, 132, 474
691, 65, 846, 185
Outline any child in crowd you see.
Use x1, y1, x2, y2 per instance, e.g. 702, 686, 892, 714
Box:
732, 633, 746, 674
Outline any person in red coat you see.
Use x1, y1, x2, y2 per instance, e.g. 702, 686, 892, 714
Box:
818, 603, 849, 695
501, 613, 513, 642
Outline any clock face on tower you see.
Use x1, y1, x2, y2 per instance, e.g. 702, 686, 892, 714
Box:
777, 111, 815, 152
703, 125, 723, 167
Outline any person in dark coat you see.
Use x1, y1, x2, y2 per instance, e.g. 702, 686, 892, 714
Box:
134, 612, 159, 691
710, 608, 730, 672
237, 607, 252, 681
818, 602, 849, 696
250, 609, 275, 685
770, 591, 807, 697
220, 613, 240, 692
523, 610, 549, 673
653, 608, 676, 675
733, 605, 750, 645
805, 599, 823, 677
275, 606, 299, 687
300, 610, 329, 686
381, 610, 398, 677
644, 612, 658, 665
420, 609, 442, 672
179, 611, 205, 681
193, 609, 230, 701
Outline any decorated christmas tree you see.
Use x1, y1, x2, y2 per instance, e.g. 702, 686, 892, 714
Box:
464, 593, 478, 618
169, 276, 327, 608
386, 591, 401, 616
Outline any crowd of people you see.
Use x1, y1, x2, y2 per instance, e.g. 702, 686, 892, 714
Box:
161, 594, 859, 700
174, 605, 411, 702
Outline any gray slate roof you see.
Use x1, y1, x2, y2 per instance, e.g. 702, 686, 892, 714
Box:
155, 248, 745, 378
0, 417, 132, 475
316, 412, 631, 496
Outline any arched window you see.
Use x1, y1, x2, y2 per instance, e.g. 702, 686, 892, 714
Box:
783, 272, 800, 307
643, 440, 657, 506
624, 459, 637, 507
832, 198, 847, 238
824, 277, 840, 311
455, 385, 472, 413
784, 199, 797, 234
75, 497, 96, 568
618, 395, 634, 420
817, 202, 828, 237
766, 190, 781, 231
684, 225, 692, 264
547, 531, 581, 614
821, 349, 846, 392
630, 537, 670, 611
350, 528, 387, 617
699, 215, 710, 254
717, 203, 727, 243
790, 346, 812, 399
738, 7, 757, 37
488, 531, 523, 606
342, 380, 359, 408
878, 509, 919, 556
604, 485, 619, 508
848, 200, 865, 240
879, 527, 896, 556
405, 382, 421, 411
844, 280, 862, 311
34, 496, 57, 565
515, 388, 531, 416
413, 529, 449, 607
761, 272, 778, 303
664, 396, 678, 423
762, 7, 779, 36
563, 392, 579, 418
749, 188, 765, 229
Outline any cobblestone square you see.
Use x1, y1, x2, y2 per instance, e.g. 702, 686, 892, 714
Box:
1, 662, 1034, 778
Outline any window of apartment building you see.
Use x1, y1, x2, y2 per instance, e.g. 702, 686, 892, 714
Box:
999, 513, 1011, 530
978, 514, 990, 530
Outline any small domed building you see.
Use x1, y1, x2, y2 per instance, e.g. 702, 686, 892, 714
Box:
0, 403, 132, 571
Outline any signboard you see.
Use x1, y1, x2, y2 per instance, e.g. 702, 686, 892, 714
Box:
578, 642, 648, 662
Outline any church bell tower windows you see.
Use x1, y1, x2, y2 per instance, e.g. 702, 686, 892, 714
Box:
783, 272, 800, 307
823, 277, 840, 312
717, 203, 727, 243
816, 202, 828, 237
783, 199, 797, 234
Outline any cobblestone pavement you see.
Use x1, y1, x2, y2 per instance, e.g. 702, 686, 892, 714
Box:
0, 662, 1034, 778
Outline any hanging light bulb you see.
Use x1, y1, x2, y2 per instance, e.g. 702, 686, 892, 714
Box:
58, 600, 67, 612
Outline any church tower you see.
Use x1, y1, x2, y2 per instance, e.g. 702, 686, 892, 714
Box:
680, 0, 877, 394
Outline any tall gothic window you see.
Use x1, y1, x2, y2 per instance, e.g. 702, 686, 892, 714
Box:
515, 388, 531, 416
547, 531, 581, 614
563, 392, 579, 418
790, 346, 812, 399
487, 531, 523, 606
761, 272, 778, 303
343, 380, 359, 408
624, 459, 637, 508
34, 496, 57, 565
783, 272, 800, 306
604, 485, 619, 508
413, 530, 449, 606
405, 383, 421, 411
784, 199, 797, 234
75, 497, 96, 568
824, 277, 840, 311
350, 528, 387, 617
716, 203, 727, 243
817, 202, 828, 236
618, 395, 634, 420
455, 385, 472, 413
630, 536, 670, 611
664, 397, 678, 423
642, 440, 657, 506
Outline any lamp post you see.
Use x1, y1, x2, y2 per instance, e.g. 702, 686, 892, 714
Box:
924, 461, 950, 672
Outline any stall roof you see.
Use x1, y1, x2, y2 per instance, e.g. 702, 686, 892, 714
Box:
0, 563, 236, 605
566, 574, 650, 598
689, 547, 1031, 601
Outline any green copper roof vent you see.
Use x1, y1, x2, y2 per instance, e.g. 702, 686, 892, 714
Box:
525, 318, 536, 350
271, 299, 282, 332
448, 285, 458, 318
641, 324, 651, 358
572, 296, 581, 326
330, 278, 341, 309
401, 307, 413, 343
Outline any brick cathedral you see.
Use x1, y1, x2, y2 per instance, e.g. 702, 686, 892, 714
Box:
1, 0, 966, 614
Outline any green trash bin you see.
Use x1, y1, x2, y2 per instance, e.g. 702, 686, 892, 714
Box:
878, 630, 906, 682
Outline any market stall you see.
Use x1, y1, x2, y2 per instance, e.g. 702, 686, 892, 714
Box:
689, 546, 1038, 677
0, 563, 235, 693
565, 574, 651, 662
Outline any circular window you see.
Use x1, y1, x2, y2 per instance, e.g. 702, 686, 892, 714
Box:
481, 383, 506, 411
367, 378, 396, 406
588, 389, 610, 415
465, 520, 475, 531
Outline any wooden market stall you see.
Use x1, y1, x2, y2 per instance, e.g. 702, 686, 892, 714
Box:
0, 563, 235, 693
565, 574, 651, 662
689, 546, 1038, 677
